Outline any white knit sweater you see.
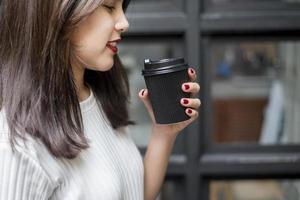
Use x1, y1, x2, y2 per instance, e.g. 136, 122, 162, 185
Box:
0, 89, 144, 200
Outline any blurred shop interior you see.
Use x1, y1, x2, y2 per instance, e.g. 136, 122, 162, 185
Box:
122, 0, 300, 199
1, 0, 298, 199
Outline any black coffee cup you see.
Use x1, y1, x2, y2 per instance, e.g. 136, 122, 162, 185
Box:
142, 57, 190, 124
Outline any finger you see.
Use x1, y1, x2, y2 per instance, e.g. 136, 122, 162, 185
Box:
188, 68, 197, 82
182, 82, 200, 94
138, 89, 156, 122
185, 108, 199, 119
181, 98, 201, 109
175, 108, 199, 128
179, 108, 199, 127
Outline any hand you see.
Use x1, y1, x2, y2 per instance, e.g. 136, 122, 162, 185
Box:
138, 67, 201, 137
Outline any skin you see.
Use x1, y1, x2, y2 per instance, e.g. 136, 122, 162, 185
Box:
70, 0, 201, 199
70, 0, 129, 101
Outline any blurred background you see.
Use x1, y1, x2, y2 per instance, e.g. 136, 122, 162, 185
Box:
120, 0, 300, 199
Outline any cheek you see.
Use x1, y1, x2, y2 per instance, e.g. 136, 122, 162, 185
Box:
70, 11, 116, 70
72, 10, 115, 52
75, 24, 112, 51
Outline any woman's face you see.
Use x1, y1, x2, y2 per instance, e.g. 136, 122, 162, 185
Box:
71, 0, 129, 71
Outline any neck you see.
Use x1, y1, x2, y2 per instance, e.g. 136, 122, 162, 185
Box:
71, 59, 90, 102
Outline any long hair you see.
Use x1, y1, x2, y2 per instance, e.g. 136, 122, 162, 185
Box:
0, 0, 133, 159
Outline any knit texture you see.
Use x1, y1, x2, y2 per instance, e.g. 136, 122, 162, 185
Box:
0, 89, 144, 200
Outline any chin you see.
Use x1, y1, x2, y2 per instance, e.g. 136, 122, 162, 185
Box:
101, 64, 114, 72
89, 58, 114, 72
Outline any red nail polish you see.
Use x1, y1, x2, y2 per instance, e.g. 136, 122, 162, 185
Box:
187, 109, 192, 114
183, 99, 189, 105
184, 84, 190, 90
142, 90, 145, 96
190, 68, 195, 74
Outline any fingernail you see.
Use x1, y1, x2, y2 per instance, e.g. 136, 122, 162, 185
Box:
184, 84, 190, 90
141, 90, 145, 96
183, 99, 189, 105
187, 109, 193, 114
190, 68, 195, 74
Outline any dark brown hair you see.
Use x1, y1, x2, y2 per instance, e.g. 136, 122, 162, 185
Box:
0, 0, 133, 159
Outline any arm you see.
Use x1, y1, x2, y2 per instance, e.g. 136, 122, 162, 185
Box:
143, 129, 177, 200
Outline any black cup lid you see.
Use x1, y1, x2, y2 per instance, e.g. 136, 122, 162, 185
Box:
142, 57, 188, 76
144, 58, 185, 69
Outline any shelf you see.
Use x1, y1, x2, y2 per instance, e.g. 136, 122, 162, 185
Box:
200, 11, 300, 34
212, 76, 272, 98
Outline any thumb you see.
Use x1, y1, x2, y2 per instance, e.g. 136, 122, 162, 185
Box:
138, 89, 156, 123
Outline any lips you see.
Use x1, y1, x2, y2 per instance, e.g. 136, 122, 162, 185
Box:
106, 44, 118, 53
106, 39, 121, 53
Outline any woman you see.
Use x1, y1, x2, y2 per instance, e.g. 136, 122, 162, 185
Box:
0, 0, 201, 199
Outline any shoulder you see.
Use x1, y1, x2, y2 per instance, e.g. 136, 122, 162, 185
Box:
0, 138, 61, 199
0, 109, 63, 187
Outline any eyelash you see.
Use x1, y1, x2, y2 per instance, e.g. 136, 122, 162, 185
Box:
104, 5, 115, 12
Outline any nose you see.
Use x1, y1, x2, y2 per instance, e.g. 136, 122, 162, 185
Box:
115, 12, 129, 33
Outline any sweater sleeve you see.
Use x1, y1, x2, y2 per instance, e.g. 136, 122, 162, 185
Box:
0, 142, 55, 200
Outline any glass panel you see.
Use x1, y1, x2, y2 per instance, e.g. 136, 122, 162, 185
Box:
210, 41, 300, 145
131, 0, 161, 1
205, 0, 300, 11
210, 180, 300, 200
157, 178, 185, 200
131, 0, 181, 3
211, 0, 300, 3
118, 38, 185, 150
127, 0, 184, 13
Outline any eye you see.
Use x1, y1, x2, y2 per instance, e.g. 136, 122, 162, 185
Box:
103, 5, 115, 12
